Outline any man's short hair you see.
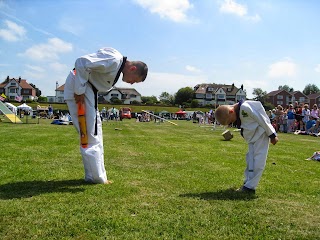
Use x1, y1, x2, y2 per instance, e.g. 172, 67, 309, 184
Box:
133, 61, 148, 82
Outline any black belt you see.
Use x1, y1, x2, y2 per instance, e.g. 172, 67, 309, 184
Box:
73, 56, 127, 136
87, 81, 98, 135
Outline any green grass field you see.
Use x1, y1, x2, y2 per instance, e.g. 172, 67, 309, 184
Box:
0, 119, 319, 239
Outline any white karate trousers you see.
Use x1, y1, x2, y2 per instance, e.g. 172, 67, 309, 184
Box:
243, 133, 269, 190
66, 86, 107, 184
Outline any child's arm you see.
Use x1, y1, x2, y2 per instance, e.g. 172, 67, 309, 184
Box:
248, 105, 276, 137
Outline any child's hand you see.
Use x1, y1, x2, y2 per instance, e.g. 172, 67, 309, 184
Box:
270, 136, 278, 145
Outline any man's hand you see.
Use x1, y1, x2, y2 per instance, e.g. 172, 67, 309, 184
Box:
74, 94, 85, 104
270, 136, 278, 145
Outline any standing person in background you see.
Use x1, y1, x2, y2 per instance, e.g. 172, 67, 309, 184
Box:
64, 47, 148, 184
310, 104, 320, 119
287, 104, 296, 133
48, 104, 53, 119
301, 104, 310, 128
294, 102, 303, 129
275, 105, 284, 132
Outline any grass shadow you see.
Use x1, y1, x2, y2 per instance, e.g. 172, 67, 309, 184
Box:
180, 188, 257, 201
0, 179, 88, 199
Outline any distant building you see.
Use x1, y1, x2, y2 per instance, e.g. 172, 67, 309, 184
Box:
55, 84, 65, 103
101, 87, 142, 104
194, 83, 246, 106
0, 76, 36, 101
53, 84, 142, 104
265, 90, 293, 107
265, 90, 309, 107
291, 91, 309, 105
307, 92, 320, 107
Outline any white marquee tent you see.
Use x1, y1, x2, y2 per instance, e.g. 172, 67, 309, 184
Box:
4, 102, 17, 114
17, 103, 32, 111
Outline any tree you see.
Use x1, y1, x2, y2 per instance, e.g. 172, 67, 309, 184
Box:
190, 99, 199, 108
252, 88, 267, 104
141, 96, 158, 105
159, 92, 174, 105
29, 83, 42, 97
278, 85, 294, 92
303, 84, 319, 95
110, 97, 122, 104
174, 87, 194, 105
37, 96, 47, 102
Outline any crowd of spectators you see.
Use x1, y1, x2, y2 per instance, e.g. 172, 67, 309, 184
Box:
268, 101, 320, 136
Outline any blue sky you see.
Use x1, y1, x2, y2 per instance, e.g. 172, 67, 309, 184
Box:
0, 0, 319, 99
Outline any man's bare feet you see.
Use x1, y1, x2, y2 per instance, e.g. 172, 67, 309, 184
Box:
104, 180, 113, 184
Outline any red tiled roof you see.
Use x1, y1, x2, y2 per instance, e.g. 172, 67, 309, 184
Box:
56, 84, 65, 91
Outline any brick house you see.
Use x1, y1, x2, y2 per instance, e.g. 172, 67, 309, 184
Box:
265, 90, 293, 107
266, 90, 310, 107
0, 76, 36, 101
291, 91, 309, 105
307, 92, 320, 107
194, 83, 246, 106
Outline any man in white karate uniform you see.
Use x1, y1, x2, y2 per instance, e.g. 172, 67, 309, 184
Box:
215, 100, 278, 193
64, 47, 148, 184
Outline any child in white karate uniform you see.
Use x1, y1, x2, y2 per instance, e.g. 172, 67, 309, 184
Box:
215, 100, 278, 193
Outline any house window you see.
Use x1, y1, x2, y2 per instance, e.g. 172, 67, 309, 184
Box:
10, 82, 16, 86
111, 94, 119, 97
217, 94, 225, 100
236, 95, 243, 101
299, 97, 305, 103
9, 88, 16, 93
286, 96, 291, 102
207, 87, 213, 91
130, 94, 136, 98
277, 95, 283, 99
206, 93, 212, 99
22, 89, 29, 94
276, 101, 283, 105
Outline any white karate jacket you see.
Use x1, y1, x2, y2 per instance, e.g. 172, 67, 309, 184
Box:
64, 47, 125, 100
239, 101, 276, 143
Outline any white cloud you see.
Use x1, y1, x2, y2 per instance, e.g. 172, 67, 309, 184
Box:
185, 65, 201, 73
0, 20, 26, 41
220, 0, 247, 16
116, 71, 207, 97
21, 38, 73, 61
268, 59, 297, 78
134, 0, 193, 22
49, 62, 69, 73
25, 64, 45, 72
59, 17, 84, 36
219, 0, 261, 22
242, 79, 268, 98
315, 64, 320, 73
23, 70, 45, 81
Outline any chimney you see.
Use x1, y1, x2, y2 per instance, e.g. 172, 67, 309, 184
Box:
56, 81, 59, 90
19, 76, 21, 83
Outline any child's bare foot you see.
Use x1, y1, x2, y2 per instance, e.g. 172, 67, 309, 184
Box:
104, 180, 113, 184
